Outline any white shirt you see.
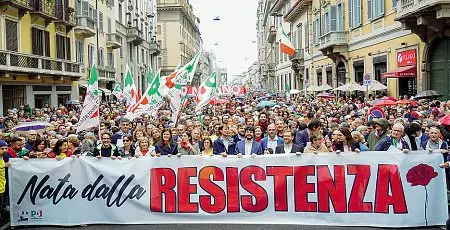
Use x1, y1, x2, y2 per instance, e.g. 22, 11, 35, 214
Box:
267, 136, 278, 152
283, 144, 292, 154
222, 137, 229, 151
244, 140, 253, 155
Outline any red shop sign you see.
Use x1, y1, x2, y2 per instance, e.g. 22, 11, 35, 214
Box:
397, 49, 417, 67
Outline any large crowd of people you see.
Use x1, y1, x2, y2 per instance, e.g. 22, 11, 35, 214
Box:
1, 91, 450, 222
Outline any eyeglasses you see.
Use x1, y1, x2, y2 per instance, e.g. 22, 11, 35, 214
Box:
123, 139, 130, 142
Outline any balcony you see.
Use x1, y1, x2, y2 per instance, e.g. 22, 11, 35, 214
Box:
0, 0, 33, 15
290, 49, 305, 72
0, 50, 82, 78
149, 41, 161, 56
267, 26, 277, 44
74, 16, 96, 38
126, 26, 144, 45
318, 31, 349, 58
30, 0, 56, 22
106, 33, 122, 50
397, 0, 450, 19
55, 6, 76, 29
396, 0, 450, 42
97, 66, 116, 81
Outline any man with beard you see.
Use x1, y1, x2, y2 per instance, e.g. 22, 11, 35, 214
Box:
235, 126, 263, 156
234, 123, 246, 143
258, 112, 269, 134
275, 130, 302, 154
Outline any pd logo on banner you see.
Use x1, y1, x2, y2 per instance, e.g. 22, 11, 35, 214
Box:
368, 106, 386, 121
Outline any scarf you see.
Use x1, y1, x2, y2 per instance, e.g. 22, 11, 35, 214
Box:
181, 141, 191, 150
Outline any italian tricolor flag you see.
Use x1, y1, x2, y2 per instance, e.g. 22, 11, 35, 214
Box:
280, 28, 295, 56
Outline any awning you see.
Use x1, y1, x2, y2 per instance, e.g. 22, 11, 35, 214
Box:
382, 66, 417, 78
99, 88, 111, 95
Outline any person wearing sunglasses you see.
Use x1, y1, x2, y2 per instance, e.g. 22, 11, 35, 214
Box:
119, 135, 135, 158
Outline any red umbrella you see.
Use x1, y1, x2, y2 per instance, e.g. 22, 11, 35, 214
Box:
396, 99, 418, 106
317, 93, 336, 99
374, 99, 397, 107
209, 99, 230, 105
440, 114, 450, 126
382, 96, 397, 102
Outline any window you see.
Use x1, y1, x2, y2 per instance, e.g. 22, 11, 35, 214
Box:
99, 12, 103, 33
98, 48, 104, 67
324, 11, 330, 34
88, 44, 94, 67
5, 19, 18, 52
76, 40, 84, 63
296, 23, 302, 49
129, 43, 133, 62
393, 0, 398, 9
337, 3, 344, 30
368, 0, 384, 20
31, 28, 50, 57
136, 48, 139, 64
107, 51, 114, 68
118, 3, 122, 23
56, 34, 71, 60
142, 48, 144, 64
349, 0, 361, 28
304, 23, 309, 52
107, 17, 111, 34
313, 18, 320, 44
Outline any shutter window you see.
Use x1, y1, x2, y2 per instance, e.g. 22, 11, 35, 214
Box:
66, 37, 71, 60
355, 0, 361, 26
6, 20, 18, 52
82, 1, 88, 16
368, 0, 373, 19
348, 0, 353, 28
330, 6, 337, 32
44, 30, 50, 57
99, 12, 103, 33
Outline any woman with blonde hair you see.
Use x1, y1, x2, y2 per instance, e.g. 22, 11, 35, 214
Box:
304, 132, 332, 153
133, 127, 147, 147
135, 137, 155, 157
66, 134, 81, 156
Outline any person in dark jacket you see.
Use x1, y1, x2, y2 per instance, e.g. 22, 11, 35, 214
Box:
213, 124, 236, 156
111, 118, 132, 146
154, 128, 177, 156
275, 130, 302, 154
367, 118, 390, 150
93, 133, 120, 158
294, 118, 322, 153
373, 123, 410, 152
119, 135, 136, 157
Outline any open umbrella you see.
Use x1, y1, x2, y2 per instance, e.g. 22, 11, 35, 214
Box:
306, 85, 318, 92
415, 90, 444, 100
382, 96, 397, 102
397, 99, 418, 106
317, 93, 336, 99
368, 80, 388, 91
11, 121, 54, 135
290, 89, 301, 95
374, 99, 396, 107
65, 100, 80, 105
440, 114, 450, 126
315, 84, 333, 92
257, 101, 276, 108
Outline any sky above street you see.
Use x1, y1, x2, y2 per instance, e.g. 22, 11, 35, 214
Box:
189, 0, 259, 79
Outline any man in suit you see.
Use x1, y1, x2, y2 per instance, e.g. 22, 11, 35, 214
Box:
235, 126, 263, 156
276, 130, 302, 154
261, 124, 284, 152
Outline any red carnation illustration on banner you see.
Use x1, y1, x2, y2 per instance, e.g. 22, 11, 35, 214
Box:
406, 163, 438, 226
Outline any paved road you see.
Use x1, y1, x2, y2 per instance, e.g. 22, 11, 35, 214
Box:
4, 224, 445, 230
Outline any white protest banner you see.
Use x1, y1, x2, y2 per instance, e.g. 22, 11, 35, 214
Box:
9, 152, 448, 227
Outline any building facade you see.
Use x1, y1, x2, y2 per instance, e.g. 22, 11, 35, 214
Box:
260, 0, 425, 98
75, 0, 160, 98
157, 0, 202, 79
0, 0, 82, 115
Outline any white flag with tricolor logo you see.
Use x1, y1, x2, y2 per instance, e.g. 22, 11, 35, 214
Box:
123, 64, 140, 111
125, 69, 163, 121
147, 65, 154, 88
76, 64, 100, 133
112, 83, 123, 100
195, 72, 217, 112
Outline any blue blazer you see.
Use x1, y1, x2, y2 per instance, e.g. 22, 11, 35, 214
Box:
260, 136, 284, 151
235, 140, 263, 155
373, 136, 410, 151
154, 142, 178, 155
213, 137, 237, 155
